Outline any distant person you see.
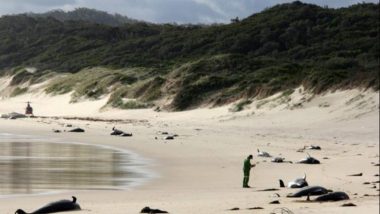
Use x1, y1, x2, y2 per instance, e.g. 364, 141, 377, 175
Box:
243, 154, 255, 188
25, 102, 33, 116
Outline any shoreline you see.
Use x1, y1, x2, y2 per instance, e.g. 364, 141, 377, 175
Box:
0, 131, 158, 196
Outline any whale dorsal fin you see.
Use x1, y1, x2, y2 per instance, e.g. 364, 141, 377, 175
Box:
72, 196, 77, 203
257, 149, 260, 153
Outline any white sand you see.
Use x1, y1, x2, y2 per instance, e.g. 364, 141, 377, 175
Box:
0, 85, 379, 214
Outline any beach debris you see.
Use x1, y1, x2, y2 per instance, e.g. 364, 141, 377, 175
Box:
323, 157, 329, 159
52, 129, 62, 133
281, 173, 308, 188
1, 112, 26, 119
363, 182, 371, 185
271, 207, 294, 214
287, 186, 329, 198
228, 207, 240, 211
341, 203, 356, 207
247, 207, 264, 210
68, 128, 85, 133
15, 196, 81, 214
161, 131, 169, 135
314, 192, 349, 202
110, 127, 132, 137
348, 173, 363, 176
269, 200, 280, 204
297, 153, 320, 164
140, 206, 168, 213
65, 124, 73, 127
257, 188, 280, 191
257, 149, 271, 157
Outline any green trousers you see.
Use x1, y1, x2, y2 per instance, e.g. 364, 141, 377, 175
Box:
243, 171, 250, 187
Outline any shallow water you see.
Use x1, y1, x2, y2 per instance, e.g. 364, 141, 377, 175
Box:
0, 140, 145, 196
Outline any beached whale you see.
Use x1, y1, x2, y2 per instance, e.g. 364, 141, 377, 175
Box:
297, 153, 320, 164
140, 206, 168, 213
67, 128, 85, 133
287, 186, 330, 197
305, 145, 321, 150
313, 191, 349, 202
15, 196, 81, 214
272, 157, 285, 163
257, 149, 271, 157
280, 174, 308, 188
111, 127, 133, 137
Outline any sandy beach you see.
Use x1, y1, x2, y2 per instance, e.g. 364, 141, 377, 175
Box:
0, 88, 379, 214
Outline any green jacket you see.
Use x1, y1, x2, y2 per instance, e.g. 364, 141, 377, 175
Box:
243, 158, 252, 174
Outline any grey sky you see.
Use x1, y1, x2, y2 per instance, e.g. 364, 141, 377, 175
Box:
0, 0, 378, 23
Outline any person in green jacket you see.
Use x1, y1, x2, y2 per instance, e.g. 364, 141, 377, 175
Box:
243, 154, 255, 188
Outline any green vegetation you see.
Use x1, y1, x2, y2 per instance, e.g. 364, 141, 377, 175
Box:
27, 8, 139, 26
0, 2, 378, 110
229, 100, 253, 112
10, 87, 28, 97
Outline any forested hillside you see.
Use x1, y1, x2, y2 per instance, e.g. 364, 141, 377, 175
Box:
26, 8, 139, 26
0, 2, 378, 110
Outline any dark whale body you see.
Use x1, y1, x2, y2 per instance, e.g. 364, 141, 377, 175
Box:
15, 196, 81, 214
287, 186, 329, 197
297, 156, 320, 164
314, 192, 349, 201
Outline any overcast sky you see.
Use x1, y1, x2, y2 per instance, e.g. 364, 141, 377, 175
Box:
0, 0, 378, 23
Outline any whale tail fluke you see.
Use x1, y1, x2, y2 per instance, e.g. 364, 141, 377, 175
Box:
279, 179, 285, 188
72, 196, 77, 203
303, 173, 307, 180
15, 209, 27, 214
